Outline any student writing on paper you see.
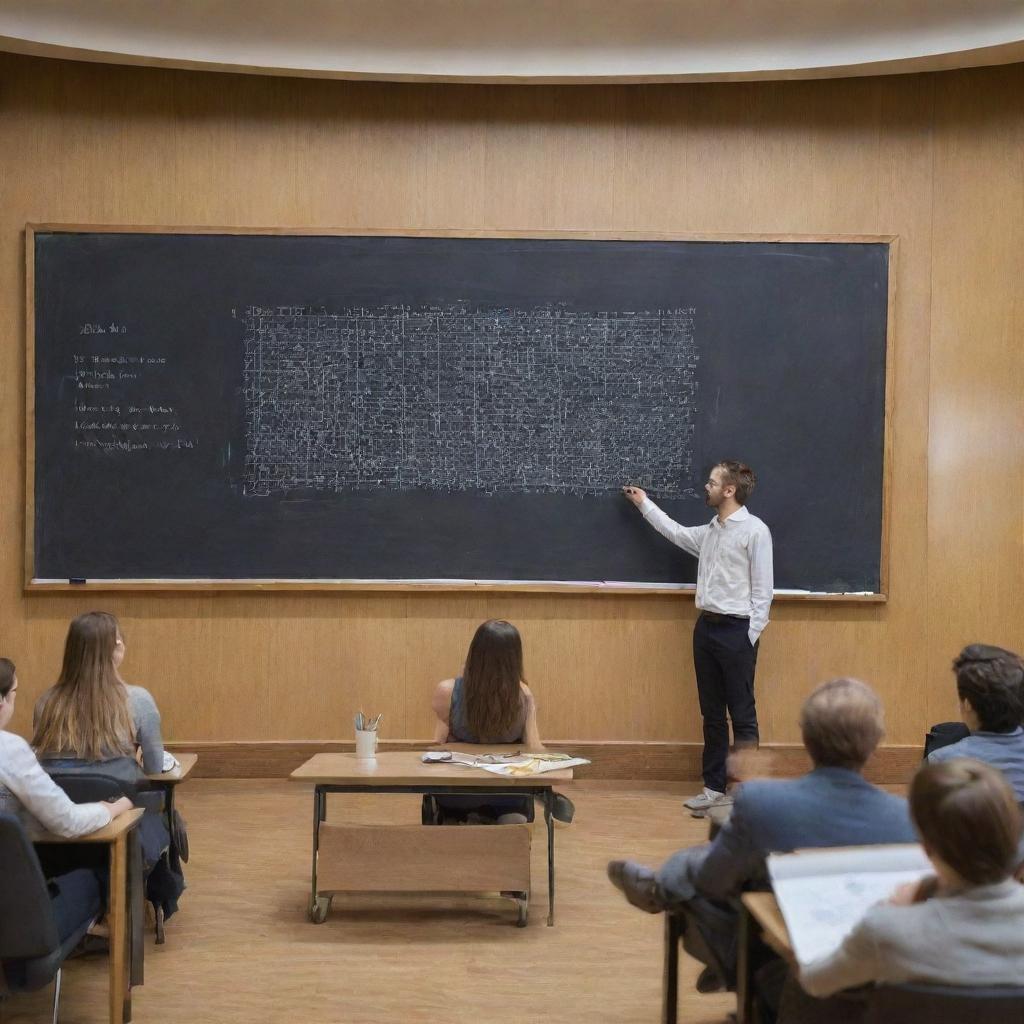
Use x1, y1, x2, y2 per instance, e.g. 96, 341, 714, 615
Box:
784, 760, 1024, 1022
428, 619, 542, 825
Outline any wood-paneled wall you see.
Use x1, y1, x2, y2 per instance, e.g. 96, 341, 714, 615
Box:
2, 54, 1021, 750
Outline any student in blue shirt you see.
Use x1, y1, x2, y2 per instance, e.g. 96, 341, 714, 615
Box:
927, 644, 1024, 802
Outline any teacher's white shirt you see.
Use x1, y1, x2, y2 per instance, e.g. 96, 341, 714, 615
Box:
638, 498, 774, 645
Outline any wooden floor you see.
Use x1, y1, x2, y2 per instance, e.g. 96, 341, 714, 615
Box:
9, 780, 735, 1024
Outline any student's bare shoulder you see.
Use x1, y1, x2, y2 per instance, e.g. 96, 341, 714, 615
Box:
431, 679, 455, 717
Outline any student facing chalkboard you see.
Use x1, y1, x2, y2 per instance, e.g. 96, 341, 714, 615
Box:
427, 620, 542, 825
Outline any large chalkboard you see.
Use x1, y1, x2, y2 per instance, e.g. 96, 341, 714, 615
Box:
29, 228, 891, 593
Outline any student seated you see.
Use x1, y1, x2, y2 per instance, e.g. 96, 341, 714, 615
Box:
429, 619, 542, 824
607, 678, 915, 993
0, 658, 135, 941
926, 644, 1024, 801
785, 759, 1024, 1022
33, 611, 168, 779
32, 612, 171, 871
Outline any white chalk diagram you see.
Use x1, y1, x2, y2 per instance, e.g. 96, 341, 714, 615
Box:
241, 304, 698, 498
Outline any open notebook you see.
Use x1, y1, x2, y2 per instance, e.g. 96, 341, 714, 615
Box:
767, 844, 932, 968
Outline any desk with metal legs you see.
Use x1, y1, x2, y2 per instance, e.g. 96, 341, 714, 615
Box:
290, 750, 573, 927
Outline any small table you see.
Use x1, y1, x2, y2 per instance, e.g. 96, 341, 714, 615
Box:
291, 749, 574, 926
31, 809, 145, 1024
146, 751, 197, 825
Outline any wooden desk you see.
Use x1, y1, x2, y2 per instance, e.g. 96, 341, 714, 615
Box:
291, 749, 574, 926
30, 809, 144, 1024
145, 751, 197, 840
737, 892, 792, 1024
146, 751, 198, 786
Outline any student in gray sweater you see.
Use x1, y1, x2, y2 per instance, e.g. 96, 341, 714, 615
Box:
32, 611, 171, 868
33, 611, 167, 776
783, 759, 1024, 1022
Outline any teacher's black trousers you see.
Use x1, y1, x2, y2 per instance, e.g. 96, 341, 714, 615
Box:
692, 612, 760, 793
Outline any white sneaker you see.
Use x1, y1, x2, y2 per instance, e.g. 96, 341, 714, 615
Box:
683, 787, 732, 811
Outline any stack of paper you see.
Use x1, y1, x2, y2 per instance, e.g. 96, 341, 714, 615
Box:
767, 844, 932, 967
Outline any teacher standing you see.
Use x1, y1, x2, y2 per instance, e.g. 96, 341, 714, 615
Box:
623, 461, 773, 814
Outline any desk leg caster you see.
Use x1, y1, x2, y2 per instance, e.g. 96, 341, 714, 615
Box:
513, 892, 528, 928
308, 895, 332, 924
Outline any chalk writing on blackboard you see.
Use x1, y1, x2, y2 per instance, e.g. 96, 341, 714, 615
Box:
241, 304, 699, 498
69, 352, 198, 453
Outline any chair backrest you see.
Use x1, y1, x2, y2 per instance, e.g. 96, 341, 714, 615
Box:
922, 721, 971, 759
46, 771, 131, 804
866, 982, 1024, 1024
0, 812, 59, 961
46, 766, 161, 813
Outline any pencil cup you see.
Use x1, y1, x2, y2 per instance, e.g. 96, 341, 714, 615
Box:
355, 729, 378, 760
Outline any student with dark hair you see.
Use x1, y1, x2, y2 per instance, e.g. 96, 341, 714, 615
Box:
789, 759, 1024, 1017
927, 644, 1024, 801
623, 460, 773, 814
429, 619, 542, 824
432, 619, 542, 749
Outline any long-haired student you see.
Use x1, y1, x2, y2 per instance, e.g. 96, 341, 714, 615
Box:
33, 611, 167, 779
33, 612, 174, 877
429, 619, 543, 824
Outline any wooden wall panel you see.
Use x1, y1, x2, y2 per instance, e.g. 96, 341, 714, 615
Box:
1, 53, 1021, 753
925, 66, 1024, 725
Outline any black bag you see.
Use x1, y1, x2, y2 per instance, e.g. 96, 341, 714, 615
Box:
923, 721, 971, 759
147, 809, 188, 921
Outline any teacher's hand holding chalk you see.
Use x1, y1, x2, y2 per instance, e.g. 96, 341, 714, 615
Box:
622, 485, 647, 507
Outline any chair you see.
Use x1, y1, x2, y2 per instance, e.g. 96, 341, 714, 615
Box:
46, 770, 157, 951
0, 812, 101, 1024
865, 981, 1024, 1024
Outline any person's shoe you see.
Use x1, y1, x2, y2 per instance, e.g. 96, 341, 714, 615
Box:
683, 788, 732, 813
606, 860, 666, 914
695, 966, 726, 993
496, 812, 529, 825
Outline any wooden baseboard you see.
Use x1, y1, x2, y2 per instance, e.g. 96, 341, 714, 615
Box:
165, 740, 923, 785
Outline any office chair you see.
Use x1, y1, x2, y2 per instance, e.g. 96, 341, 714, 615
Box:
0, 812, 101, 1024
865, 981, 1024, 1024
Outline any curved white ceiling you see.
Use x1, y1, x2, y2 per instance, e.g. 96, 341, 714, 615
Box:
1, 0, 1023, 83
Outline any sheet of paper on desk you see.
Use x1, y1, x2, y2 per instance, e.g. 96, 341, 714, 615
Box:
768, 844, 931, 967
473, 757, 590, 776
421, 752, 590, 774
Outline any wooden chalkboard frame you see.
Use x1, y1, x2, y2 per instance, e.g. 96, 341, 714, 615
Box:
25, 224, 897, 599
